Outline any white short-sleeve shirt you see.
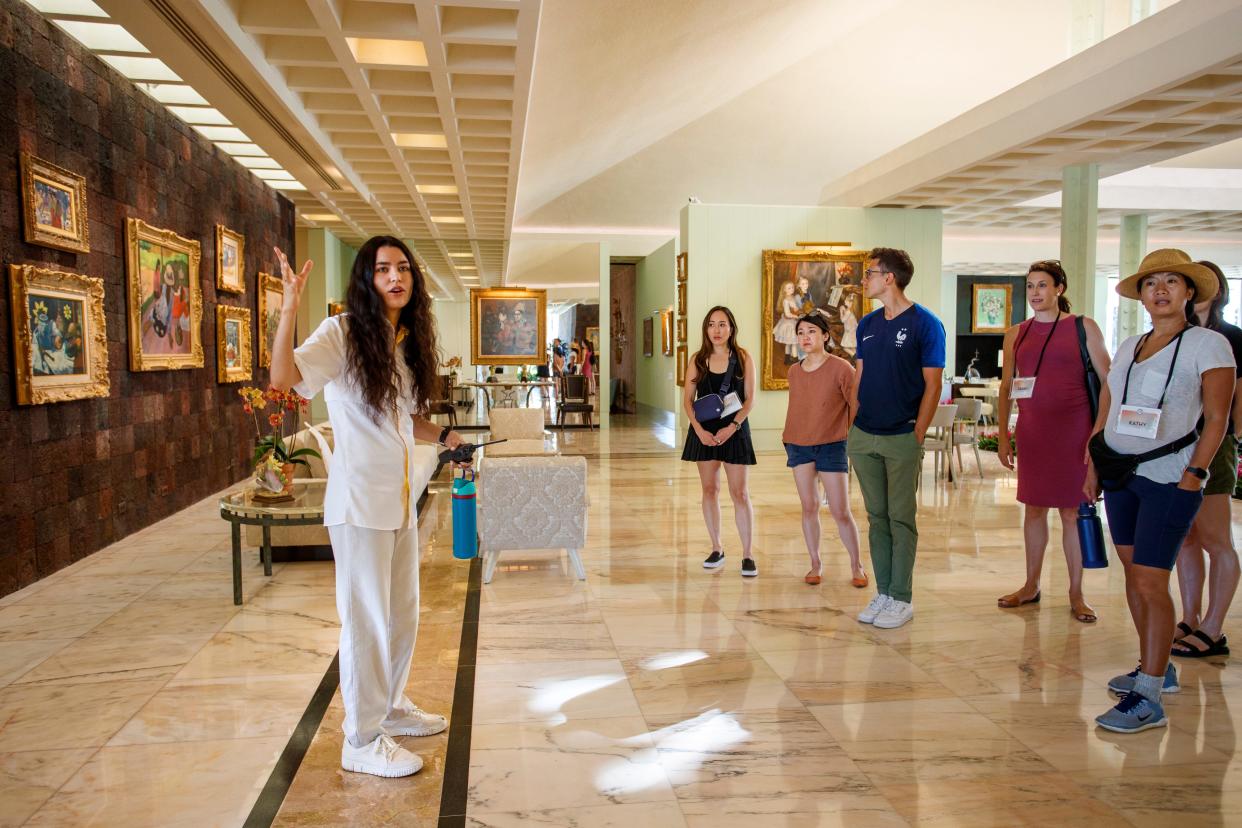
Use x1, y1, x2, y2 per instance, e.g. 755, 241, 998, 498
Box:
1104, 325, 1236, 484
293, 315, 419, 530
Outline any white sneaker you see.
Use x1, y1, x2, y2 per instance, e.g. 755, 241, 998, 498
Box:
873, 599, 914, 629
858, 594, 890, 624
341, 733, 423, 778
383, 706, 447, 737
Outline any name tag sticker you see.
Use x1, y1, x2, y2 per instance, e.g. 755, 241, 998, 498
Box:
1009, 377, 1036, 399
1116, 404, 1162, 439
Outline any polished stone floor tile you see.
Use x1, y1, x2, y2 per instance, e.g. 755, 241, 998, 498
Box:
472, 658, 643, 725
0, 678, 167, 751
0, 639, 73, 688
14, 631, 216, 685
0, 748, 97, 828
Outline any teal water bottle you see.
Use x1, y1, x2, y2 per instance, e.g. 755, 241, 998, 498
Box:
451, 470, 477, 560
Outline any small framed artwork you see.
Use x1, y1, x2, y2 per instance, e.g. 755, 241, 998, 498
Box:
676, 344, 688, 386
643, 316, 654, 357
215, 225, 244, 293
20, 152, 90, 254
258, 272, 284, 368
971, 283, 1013, 334
125, 218, 203, 371
677, 316, 687, 344
677, 281, 687, 317
8, 263, 109, 405
216, 305, 252, 383
328, 300, 346, 317
661, 310, 673, 355
676, 251, 688, 283
585, 325, 600, 357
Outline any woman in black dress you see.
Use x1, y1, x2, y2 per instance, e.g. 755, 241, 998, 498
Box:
682, 306, 758, 576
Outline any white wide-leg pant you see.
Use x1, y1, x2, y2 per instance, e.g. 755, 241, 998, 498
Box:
328, 523, 421, 748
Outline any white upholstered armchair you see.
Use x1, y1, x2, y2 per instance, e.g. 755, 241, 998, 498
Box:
477, 455, 588, 584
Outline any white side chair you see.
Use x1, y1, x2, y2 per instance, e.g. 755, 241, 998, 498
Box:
477, 455, 588, 583
920, 403, 959, 489
486, 407, 553, 457
950, 397, 985, 479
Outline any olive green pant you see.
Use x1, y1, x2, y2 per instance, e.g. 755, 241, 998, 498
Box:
846, 425, 921, 603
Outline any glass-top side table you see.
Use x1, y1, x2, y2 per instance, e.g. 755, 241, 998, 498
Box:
219, 479, 327, 605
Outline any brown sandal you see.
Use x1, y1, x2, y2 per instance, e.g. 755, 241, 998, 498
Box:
997, 591, 1040, 608
1071, 603, 1098, 623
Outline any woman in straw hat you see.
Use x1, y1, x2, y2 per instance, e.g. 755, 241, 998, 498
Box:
1085, 249, 1235, 734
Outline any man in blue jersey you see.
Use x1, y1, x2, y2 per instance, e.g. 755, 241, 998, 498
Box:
848, 247, 946, 629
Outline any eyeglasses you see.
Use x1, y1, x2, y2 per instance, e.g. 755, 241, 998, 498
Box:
863, 268, 888, 280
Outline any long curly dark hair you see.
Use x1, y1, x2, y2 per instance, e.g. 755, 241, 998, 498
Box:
344, 236, 439, 422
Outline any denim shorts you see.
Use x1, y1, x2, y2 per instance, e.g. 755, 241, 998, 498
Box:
784, 440, 849, 473
1102, 474, 1204, 570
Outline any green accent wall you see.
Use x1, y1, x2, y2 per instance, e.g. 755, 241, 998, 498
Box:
635, 240, 677, 414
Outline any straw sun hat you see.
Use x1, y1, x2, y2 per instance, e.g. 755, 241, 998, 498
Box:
1116, 248, 1218, 301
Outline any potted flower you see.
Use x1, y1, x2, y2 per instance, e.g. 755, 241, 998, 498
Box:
239, 387, 321, 499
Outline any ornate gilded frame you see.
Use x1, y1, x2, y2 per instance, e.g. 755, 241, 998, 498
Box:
760, 247, 869, 390
125, 217, 203, 371
216, 304, 252, 383
8, 263, 109, 405
215, 225, 245, 294
20, 152, 90, 254
676, 251, 688, 283
971, 283, 1013, 334
469, 287, 547, 365
661, 309, 673, 355
257, 272, 283, 368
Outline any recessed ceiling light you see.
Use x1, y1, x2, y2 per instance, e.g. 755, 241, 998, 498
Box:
193, 125, 251, 142
392, 133, 447, 149
27, 0, 107, 16
136, 83, 208, 105
431, 215, 466, 223
53, 20, 147, 53
266, 180, 307, 191
456, 265, 477, 270
253, 169, 295, 181
99, 55, 180, 82
301, 213, 340, 221
215, 142, 267, 156
417, 184, 457, 195
235, 156, 281, 170
449, 252, 473, 258
346, 37, 427, 67
167, 106, 230, 125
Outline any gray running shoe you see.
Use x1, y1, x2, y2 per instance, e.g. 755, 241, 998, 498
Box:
1095, 691, 1168, 734
1107, 662, 1179, 695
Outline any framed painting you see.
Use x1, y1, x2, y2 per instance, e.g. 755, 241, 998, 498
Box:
469, 287, 547, 365
585, 325, 600, 357
661, 310, 673, 355
760, 248, 868, 390
215, 225, 244, 294
258, 272, 283, 368
972, 284, 1012, 334
20, 152, 90, 254
216, 304, 252, 383
677, 281, 687, 317
125, 218, 203, 371
328, 300, 346, 317
8, 264, 109, 405
676, 344, 687, 386
642, 316, 654, 357
677, 316, 687, 344
676, 252, 688, 283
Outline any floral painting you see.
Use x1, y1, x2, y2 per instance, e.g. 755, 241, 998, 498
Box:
971, 284, 1012, 334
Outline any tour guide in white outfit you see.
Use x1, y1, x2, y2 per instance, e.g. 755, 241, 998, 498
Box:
270, 236, 466, 778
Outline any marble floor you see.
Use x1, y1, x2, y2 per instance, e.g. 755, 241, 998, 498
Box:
1, 417, 1239, 826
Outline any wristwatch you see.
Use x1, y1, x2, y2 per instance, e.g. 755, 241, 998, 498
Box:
1185, 466, 1208, 480
438, 425, 452, 446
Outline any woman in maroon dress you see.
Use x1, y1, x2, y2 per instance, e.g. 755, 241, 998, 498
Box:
997, 261, 1111, 622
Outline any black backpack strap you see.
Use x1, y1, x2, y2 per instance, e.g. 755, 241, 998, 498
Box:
717, 352, 738, 397
1076, 315, 1090, 371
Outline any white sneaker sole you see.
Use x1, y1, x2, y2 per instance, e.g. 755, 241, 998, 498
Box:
340, 756, 424, 777
703, 558, 725, 570
1108, 682, 1180, 696
872, 614, 913, 629
385, 720, 447, 737
1095, 716, 1167, 734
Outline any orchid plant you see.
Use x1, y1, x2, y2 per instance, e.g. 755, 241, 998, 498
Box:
238, 387, 321, 491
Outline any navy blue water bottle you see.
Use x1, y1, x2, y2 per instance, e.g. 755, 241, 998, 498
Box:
451, 469, 478, 560
1077, 502, 1108, 568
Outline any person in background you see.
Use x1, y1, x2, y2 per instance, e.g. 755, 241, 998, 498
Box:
1173, 260, 1241, 659
581, 338, 596, 395
997, 261, 1111, 623
1086, 249, 1233, 734
782, 314, 866, 587
847, 247, 946, 630
682, 306, 759, 577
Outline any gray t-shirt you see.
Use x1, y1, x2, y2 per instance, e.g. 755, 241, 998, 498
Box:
1104, 326, 1235, 484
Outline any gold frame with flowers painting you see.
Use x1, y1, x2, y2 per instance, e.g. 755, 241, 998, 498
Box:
258, 272, 284, 368
216, 305, 252, 383
971, 283, 1013, 334
20, 152, 90, 254
216, 225, 245, 294
125, 217, 203, 371
8, 263, 109, 405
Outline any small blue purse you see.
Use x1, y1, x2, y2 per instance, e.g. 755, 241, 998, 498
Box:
692, 354, 739, 422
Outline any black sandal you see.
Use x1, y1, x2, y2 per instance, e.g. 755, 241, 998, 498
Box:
1171, 629, 1230, 658
1175, 621, 1194, 641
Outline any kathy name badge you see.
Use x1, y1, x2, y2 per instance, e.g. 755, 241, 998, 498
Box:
1009, 377, 1036, 399
1116, 404, 1161, 439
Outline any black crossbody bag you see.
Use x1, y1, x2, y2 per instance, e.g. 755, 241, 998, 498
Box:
1075, 315, 1101, 422
1088, 430, 1198, 491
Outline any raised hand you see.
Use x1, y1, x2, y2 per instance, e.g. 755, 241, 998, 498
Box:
273, 247, 313, 314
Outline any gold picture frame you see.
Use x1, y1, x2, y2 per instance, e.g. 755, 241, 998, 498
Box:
216, 305, 252, 383
328, 300, 346, 317
677, 316, 687, 344
661, 310, 673, 355
8, 263, 109, 405
760, 248, 868, 390
469, 287, 547, 365
258, 272, 283, 368
585, 325, 600, 357
676, 344, 688, 386
20, 152, 90, 254
215, 225, 245, 294
677, 281, 687, 317
125, 217, 203, 371
676, 251, 688, 283
971, 283, 1013, 334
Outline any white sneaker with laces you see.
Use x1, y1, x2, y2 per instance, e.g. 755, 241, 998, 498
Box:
341, 733, 423, 777
873, 599, 914, 629
384, 706, 448, 737
858, 594, 890, 624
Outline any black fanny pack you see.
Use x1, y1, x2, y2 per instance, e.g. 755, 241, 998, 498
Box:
1088, 429, 1198, 491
